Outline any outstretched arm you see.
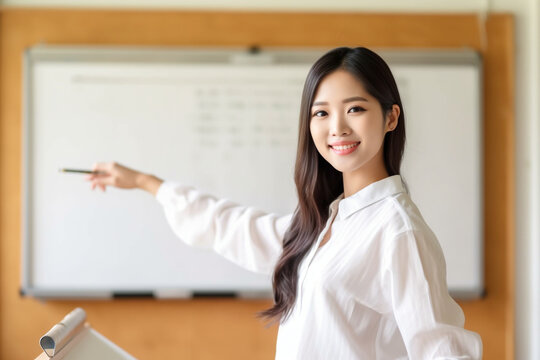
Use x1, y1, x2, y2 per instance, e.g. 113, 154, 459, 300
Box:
156, 182, 292, 274
87, 162, 292, 275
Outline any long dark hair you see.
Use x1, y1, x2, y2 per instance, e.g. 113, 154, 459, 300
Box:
258, 47, 406, 324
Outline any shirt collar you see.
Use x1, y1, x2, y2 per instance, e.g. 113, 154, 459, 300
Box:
333, 175, 406, 220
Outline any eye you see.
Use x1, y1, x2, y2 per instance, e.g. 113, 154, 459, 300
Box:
348, 106, 366, 113
312, 110, 327, 117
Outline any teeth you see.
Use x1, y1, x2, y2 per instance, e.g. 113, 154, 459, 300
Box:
332, 143, 358, 150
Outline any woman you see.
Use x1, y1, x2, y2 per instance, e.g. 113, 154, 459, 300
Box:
87, 47, 482, 359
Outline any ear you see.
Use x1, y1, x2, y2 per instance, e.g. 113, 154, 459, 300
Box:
385, 104, 400, 133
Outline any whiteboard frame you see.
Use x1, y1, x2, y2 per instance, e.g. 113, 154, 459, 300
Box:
21, 45, 483, 299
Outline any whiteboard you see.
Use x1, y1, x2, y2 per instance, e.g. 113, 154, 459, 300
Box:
22, 46, 482, 299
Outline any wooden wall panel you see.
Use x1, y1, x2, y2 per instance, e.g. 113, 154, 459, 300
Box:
0, 9, 513, 359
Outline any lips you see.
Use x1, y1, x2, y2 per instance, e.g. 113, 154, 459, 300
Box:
329, 141, 360, 155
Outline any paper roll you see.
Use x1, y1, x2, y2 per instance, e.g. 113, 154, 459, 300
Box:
39, 308, 87, 357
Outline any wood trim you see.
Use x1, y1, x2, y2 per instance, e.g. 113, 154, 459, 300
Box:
0, 9, 482, 48
0, 9, 514, 359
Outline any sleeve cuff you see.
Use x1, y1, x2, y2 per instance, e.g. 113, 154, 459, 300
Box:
155, 181, 181, 205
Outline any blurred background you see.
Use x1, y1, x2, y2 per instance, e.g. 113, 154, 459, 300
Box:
0, 0, 538, 359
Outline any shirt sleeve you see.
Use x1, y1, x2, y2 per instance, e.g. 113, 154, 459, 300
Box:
382, 229, 483, 359
155, 181, 293, 275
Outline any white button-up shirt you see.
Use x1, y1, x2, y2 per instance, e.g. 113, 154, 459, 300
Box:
156, 175, 482, 359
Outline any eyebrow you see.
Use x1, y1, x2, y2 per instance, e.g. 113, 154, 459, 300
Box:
312, 96, 369, 107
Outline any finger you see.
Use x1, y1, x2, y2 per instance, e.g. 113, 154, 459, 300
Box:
92, 172, 110, 180
89, 166, 112, 182
99, 184, 106, 192
92, 175, 115, 187
92, 162, 112, 174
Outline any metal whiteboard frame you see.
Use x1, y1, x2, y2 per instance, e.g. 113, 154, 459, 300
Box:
21, 45, 483, 299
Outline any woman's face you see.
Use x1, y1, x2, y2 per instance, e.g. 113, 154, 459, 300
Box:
309, 69, 397, 179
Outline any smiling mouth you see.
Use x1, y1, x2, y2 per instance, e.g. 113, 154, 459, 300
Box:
329, 142, 360, 150
329, 142, 361, 155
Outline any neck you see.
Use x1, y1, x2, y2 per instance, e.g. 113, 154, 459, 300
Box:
343, 171, 389, 198
342, 150, 389, 197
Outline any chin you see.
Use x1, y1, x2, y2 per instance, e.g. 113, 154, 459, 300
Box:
324, 159, 357, 173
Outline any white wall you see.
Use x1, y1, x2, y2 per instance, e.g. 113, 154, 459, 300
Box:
1, 0, 538, 359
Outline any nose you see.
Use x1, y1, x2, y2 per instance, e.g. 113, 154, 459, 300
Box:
330, 112, 351, 137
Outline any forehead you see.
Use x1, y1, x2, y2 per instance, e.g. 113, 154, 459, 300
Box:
313, 69, 370, 101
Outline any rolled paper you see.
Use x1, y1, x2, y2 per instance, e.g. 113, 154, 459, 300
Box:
39, 308, 87, 357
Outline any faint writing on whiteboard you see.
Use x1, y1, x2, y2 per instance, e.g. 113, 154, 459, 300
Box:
72, 73, 305, 150
192, 84, 301, 150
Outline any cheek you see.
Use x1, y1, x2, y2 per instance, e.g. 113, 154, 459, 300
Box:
309, 120, 318, 135
359, 120, 385, 141
309, 122, 324, 147
363, 129, 386, 151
